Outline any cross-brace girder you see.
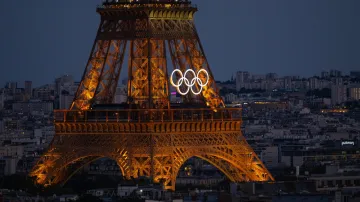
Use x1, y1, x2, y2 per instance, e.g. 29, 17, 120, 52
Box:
30, 121, 274, 190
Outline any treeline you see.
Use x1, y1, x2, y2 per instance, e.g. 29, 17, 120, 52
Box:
219, 87, 265, 95
306, 88, 331, 98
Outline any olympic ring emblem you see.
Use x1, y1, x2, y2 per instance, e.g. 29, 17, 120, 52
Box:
170, 69, 209, 95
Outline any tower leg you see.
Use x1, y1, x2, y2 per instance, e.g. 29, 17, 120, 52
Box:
149, 39, 169, 108
168, 39, 196, 103
185, 37, 224, 109
94, 40, 127, 104
71, 40, 111, 110
128, 39, 169, 108
128, 39, 150, 106
168, 37, 224, 109
71, 40, 127, 110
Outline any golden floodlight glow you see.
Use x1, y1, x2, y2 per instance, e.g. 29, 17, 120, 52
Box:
31, 1, 274, 191
170, 69, 209, 95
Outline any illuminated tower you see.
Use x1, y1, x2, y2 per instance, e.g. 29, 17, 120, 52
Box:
30, 0, 274, 190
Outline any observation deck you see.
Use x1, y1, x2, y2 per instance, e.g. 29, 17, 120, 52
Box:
54, 108, 242, 123
97, 0, 197, 12
103, 0, 191, 5
101, 0, 192, 6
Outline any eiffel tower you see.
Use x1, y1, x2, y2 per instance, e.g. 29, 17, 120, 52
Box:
30, 0, 274, 190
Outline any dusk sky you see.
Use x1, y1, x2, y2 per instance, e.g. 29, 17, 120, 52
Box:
0, 0, 359, 87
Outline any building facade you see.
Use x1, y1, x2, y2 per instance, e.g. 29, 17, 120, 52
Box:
331, 84, 347, 105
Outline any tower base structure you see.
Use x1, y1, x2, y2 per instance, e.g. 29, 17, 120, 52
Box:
31, 109, 273, 190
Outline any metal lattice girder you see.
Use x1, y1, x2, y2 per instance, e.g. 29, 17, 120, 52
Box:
128, 39, 169, 107
30, 120, 274, 190
71, 40, 110, 110
71, 39, 127, 110
31, 3, 274, 191
184, 37, 225, 109
94, 40, 127, 104
168, 39, 195, 103
128, 39, 150, 104
149, 39, 169, 108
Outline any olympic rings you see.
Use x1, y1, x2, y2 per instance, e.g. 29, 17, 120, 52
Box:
170, 68, 209, 95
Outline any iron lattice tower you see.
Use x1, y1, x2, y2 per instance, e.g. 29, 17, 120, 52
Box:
30, 0, 274, 190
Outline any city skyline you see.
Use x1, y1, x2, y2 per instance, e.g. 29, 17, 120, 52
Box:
1, 69, 356, 89
1, 1, 360, 199
1, 0, 360, 86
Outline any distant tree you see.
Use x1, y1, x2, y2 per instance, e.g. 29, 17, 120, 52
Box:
61, 90, 70, 95
0, 174, 33, 190
76, 195, 102, 202
284, 182, 296, 192
221, 80, 235, 84
350, 77, 360, 83
237, 88, 265, 94
118, 198, 144, 202
345, 100, 360, 109
219, 87, 237, 95
0, 174, 59, 195
306, 88, 331, 98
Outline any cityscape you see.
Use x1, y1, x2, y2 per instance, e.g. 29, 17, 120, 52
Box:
1, 0, 360, 202
1, 69, 360, 201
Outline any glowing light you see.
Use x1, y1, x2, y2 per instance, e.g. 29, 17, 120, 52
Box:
170, 69, 209, 95
342, 141, 354, 146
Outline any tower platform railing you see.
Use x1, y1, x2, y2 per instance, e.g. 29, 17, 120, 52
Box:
97, 0, 196, 9
102, 0, 192, 5
54, 108, 242, 123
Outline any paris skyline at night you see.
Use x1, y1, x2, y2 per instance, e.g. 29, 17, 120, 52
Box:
1, 1, 360, 201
